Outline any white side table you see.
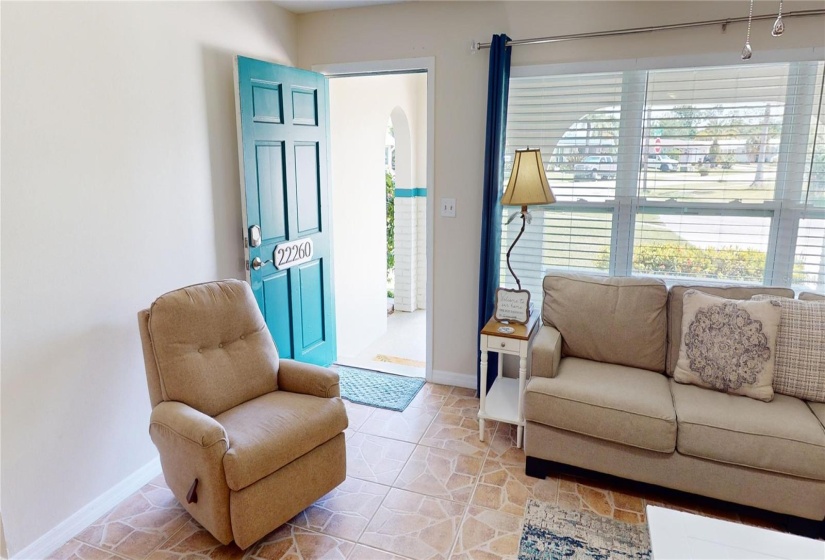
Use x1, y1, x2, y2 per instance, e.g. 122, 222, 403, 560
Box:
478, 310, 540, 448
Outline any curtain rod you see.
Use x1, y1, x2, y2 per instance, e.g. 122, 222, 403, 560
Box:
472, 9, 825, 50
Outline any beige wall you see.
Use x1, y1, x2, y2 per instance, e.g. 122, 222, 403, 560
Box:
298, 0, 825, 382
0, 1, 297, 555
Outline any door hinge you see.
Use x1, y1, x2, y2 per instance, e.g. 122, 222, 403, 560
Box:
245, 259, 250, 271
244, 235, 248, 248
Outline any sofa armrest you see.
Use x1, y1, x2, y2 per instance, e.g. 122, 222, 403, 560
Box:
150, 401, 228, 448
531, 326, 563, 378
278, 359, 340, 398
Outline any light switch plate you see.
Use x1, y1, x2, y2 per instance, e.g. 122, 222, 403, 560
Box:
441, 198, 456, 218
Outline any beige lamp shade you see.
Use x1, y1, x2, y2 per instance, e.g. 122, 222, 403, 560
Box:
501, 149, 556, 208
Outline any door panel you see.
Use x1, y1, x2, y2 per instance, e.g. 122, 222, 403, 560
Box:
256, 143, 287, 242
236, 56, 336, 366
292, 87, 318, 126
295, 143, 321, 234
252, 81, 283, 123
263, 272, 293, 358
297, 260, 326, 349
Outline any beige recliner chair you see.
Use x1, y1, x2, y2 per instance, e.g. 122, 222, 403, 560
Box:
137, 279, 347, 549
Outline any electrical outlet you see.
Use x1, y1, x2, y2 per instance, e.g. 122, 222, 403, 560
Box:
441, 197, 456, 218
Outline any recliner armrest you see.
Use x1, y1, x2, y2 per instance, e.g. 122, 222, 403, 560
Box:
148, 401, 233, 545
278, 359, 340, 398
150, 401, 228, 449
531, 326, 563, 378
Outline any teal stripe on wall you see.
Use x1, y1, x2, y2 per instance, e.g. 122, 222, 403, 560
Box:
395, 187, 427, 198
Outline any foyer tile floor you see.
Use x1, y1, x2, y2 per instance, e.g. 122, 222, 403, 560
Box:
51, 383, 746, 560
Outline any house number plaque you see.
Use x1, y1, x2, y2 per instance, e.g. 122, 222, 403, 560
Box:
273, 239, 314, 270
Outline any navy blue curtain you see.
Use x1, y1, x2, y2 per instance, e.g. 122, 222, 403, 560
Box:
477, 34, 512, 394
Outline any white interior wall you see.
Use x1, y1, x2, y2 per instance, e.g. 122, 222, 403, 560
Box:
392, 107, 414, 190
330, 73, 427, 358
0, 2, 297, 555
298, 0, 825, 386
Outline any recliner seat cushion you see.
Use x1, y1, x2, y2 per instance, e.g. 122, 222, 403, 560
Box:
218, 391, 348, 491
149, 280, 279, 416
671, 380, 825, 481
542, 273, 668, 372
524, 357, 677, 453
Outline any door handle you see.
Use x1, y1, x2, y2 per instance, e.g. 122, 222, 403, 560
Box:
251, 257, 268, 270
250, 256, 274, 270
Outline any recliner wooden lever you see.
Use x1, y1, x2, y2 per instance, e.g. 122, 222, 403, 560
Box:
187, 478, 199, 504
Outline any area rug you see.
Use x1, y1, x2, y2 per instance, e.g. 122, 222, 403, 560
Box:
519, 499, 651, 560
335, 365, 425, 412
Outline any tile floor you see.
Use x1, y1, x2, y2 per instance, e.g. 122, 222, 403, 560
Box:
52, 382, 746, 560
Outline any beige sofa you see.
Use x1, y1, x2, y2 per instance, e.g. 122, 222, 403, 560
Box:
524, 272, 825, 532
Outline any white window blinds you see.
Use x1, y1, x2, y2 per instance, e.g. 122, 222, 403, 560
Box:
501, 60, 825, 303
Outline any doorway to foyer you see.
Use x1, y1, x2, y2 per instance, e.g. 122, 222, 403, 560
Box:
328, 71, 429, 378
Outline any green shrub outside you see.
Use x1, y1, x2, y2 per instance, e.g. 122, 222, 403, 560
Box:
596, 242, 808, 283
631, 244, 765, 281
386, 171, 395, 277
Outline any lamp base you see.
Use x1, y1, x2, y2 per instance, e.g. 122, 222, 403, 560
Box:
506, 207, 529, 291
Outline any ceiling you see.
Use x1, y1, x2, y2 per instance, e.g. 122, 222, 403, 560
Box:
273, 0, 406, 14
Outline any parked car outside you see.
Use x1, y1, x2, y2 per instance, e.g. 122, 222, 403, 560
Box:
573, 155, 617, 181
646, 154, 679, 172
546, 155, 567, 172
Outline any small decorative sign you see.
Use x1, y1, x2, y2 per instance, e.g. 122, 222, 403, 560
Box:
273, 238, 314, 270
494, 288, 531, 324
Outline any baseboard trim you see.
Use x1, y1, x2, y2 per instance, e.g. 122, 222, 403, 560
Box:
13, 457, 162, 560
431, 369, 475, 390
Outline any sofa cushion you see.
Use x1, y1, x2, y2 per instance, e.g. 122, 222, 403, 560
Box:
542, 273, 668, 372
149, 280, 279, 416
752, 295, 825, 402
674, 290, 781, 402
671, 380, 825, 481
524, 357, 677, 453
666, 284, 794, 376
809, 402, 825, 431
800, 292, 825, 301
218, 391, 347, 491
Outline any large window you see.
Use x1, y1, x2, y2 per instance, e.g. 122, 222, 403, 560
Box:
501, 61, 825, 303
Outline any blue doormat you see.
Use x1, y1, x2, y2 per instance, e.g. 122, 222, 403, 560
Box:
335, 365, 425, 412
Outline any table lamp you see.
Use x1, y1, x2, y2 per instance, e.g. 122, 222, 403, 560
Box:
495, 148, 556, 323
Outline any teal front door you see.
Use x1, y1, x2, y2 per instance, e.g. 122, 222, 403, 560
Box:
235, 56, 336, 366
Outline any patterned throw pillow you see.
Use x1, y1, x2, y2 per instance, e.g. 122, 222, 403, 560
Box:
674, 290, 781, 402
752, 295, 825, 402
